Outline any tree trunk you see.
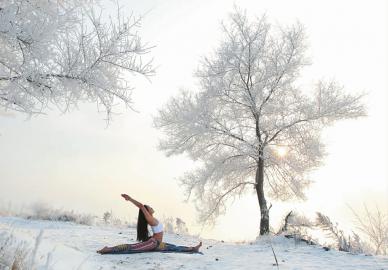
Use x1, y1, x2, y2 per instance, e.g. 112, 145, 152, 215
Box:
255, 154, 269, 235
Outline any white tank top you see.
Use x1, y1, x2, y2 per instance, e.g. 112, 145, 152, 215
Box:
151, 221, 163, 234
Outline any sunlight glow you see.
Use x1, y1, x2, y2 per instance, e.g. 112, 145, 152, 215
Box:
276, 146, 288, 157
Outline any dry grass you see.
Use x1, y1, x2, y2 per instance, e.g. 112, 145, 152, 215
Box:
0, 230, 45, 270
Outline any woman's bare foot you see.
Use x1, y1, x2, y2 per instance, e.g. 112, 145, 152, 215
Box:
97, 246, 112, 254
192, 241, 202, 252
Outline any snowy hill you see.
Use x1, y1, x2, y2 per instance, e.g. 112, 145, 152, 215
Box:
1, 217, 387, 270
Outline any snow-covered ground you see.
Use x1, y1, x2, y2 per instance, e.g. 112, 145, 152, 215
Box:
1, 216, 387, 270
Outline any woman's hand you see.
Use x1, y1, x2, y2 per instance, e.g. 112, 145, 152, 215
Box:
121, 194, 131, 201
121, 194, 143, 209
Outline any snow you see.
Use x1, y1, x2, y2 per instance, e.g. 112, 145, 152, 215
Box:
1, 216, 387, 270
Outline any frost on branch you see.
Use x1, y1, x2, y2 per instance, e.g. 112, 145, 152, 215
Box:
350, 205, 388, 255
0, 0, 154, 119
316, 212, 366, 253
154, 8, 365, 226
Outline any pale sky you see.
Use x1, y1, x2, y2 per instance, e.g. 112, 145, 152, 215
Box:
0, 0, 387, 241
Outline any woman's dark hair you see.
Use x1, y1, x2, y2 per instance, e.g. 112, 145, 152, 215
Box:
137, 205, 150, 242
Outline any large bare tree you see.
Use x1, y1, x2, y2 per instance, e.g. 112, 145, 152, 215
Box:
0, 0, 154, 119
154, 10, 365, 235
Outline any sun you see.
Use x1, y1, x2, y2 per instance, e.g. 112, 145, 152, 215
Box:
275, 146, 288, 157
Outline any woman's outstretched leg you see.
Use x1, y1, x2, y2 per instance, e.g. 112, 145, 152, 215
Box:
157, 241, 202, 253
192, 241, 202, 252
97, 238, 158, 254
97, 246, 112, 254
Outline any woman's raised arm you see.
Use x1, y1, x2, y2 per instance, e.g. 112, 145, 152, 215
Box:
121, 194, 143, 208
121, 194, 157, 226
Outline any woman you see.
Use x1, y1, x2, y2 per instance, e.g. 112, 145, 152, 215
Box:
97, 194, 202, 254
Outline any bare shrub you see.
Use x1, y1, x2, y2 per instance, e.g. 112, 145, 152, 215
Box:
103, 211, 112, 224
350, 205, 388, 255
27, 202, 96, 226
162, 217, 189, 235
277, 211, 316, 245
276, 211, 369, 253
100, 211, 126, 227
315, 212, 365, 253
175, 218, 189, 235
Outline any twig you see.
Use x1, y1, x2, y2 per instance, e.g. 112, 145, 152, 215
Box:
270, 242, 279, 270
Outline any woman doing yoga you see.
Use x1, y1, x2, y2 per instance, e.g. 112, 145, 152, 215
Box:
97, 194, 202, 254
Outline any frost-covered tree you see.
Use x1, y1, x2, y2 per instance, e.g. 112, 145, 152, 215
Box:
154, 9, 365, 235
0, 0, 154, 119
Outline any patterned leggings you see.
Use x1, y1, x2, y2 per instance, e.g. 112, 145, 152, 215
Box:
107, 238, 194, 254
155, 241, 193, 252
109, 238, 158, 254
